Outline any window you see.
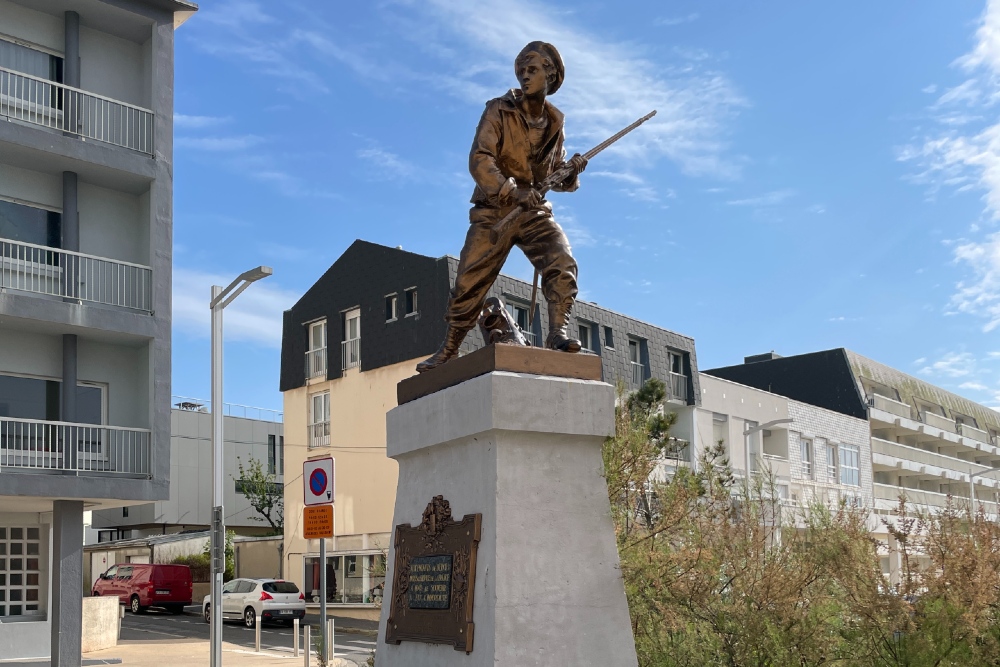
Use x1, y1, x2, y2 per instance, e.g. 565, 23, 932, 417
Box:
405, 288, 418, 316
0, 199, 62, 249
385, 294, 397, 322
628, 340, 643, 385
826, 443, 838, 481
667, 351, 683, 374
712, 413, 728, 450
309, 392, 330, 448
307, 320, 327, 379
839, 444, 860, 486
267, 434, 277, 475
604, 326, 614, 349
0, 38, 63, 82
0, 526, 42, 617
578, 325, 590, 351
122, 507, 128, 518
505, 302, 534, 344
0, 373, 104, 424
304, 553, 386, 605
800, 437, 813, 479
342, 309, 360, 370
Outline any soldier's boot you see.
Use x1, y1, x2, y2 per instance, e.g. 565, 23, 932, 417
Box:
416, 325, 470, 372
545, 301, 581, 353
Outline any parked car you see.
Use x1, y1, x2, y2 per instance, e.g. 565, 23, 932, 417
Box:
203, 578, 306, 628
92, 563, 193, 614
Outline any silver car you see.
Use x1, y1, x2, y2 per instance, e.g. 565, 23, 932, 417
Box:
203, 578, 306, 627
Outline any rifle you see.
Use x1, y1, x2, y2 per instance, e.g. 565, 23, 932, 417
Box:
489, 110, 657, 244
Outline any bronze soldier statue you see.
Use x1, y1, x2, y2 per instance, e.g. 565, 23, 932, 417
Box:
417, 41, 589, 372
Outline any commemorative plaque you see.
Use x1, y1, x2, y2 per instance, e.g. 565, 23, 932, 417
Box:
385, 496, 482, 653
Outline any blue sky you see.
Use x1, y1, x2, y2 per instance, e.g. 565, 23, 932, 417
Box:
171, 0, 1000, 414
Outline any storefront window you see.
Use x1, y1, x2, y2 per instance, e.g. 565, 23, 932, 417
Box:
0, 526, 42, 617
303, 552, 387, 605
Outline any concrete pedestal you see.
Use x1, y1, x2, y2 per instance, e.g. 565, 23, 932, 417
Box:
377, 370, 638, 666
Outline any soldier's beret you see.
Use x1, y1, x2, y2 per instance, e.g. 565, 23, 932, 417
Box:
515, 41, 564, 95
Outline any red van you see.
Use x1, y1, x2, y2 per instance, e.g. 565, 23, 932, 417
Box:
92, 563, 193, 614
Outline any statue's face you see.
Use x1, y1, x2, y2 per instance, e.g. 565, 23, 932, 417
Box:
516, 53, 549, 96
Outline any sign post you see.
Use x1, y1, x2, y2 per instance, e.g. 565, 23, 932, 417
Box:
303, 457, 335, 662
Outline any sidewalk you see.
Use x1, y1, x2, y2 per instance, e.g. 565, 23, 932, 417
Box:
182, 606, 379, 638
83, 639, 362, 666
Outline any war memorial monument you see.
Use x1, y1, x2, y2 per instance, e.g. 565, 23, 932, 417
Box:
375, 41, 654, 666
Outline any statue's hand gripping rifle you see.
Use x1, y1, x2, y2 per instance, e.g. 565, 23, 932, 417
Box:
489, 110, 657, 244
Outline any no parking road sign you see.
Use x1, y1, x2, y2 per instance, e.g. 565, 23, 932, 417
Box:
303, 456, 335, 507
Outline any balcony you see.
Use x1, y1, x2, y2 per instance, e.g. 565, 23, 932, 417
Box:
873, 482, 999, 517
309, 421, 330, 448
0, 66, 154, 155
0, 239, 153, 312
0, 417, 151, 478
341, 339, 360, 371
667, 372, 687, 402
921, 410, 955, 432
867, 394, 912, 420
630, 361, 644, 386
957, 422, 993, 445
871, 437, 993, 482
305, 348, 327, 379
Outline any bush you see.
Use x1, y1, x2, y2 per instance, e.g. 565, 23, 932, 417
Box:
172, 553, 211, 582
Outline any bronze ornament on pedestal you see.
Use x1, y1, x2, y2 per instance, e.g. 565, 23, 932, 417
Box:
385, 496, 482, 653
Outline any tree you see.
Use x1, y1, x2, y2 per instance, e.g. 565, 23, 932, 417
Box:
235, 456, 283, 532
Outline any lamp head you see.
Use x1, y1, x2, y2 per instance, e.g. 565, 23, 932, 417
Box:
241, 266, 273, 283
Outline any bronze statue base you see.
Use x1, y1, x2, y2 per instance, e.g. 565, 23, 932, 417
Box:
398, 344, 602, 406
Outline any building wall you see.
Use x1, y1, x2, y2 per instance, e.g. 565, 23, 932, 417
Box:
697, 374, 789, 474
234, 536, 283, 580
78, 182, 147, 266
0, 163, 62, 210
90, 411, 284, 533
79, 24, 146, 107
0, 0, 63, 50
786, 400, 874, 507
282, 359, 409, 603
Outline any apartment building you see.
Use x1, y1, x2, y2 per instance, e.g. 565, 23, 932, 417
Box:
694, 373, 873, 516
88, 398, 283, 543
706, 349, 1000, 579
0, 0, 194, 662
279, 239, 700, 618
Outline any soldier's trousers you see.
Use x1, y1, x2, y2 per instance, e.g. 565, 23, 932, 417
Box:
446, 202, 578, 331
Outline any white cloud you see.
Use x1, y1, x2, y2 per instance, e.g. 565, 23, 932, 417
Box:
357, 147, 418, 180
960, 381, 991, 391
370, 0, 747, 178
655, 13, 699, 27
174, 114, 231, 129
176, 135, 265, 151
918, 351, 977, 378
949, 231, 1000, 331
589, 170, 646, 185
726, 189, 794, 207
172, 267, 299, 348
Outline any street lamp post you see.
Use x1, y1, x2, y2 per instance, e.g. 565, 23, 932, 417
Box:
209, 266, 272, 667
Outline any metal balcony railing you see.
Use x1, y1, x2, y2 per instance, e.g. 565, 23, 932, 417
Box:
171, 395, 284, 423
0, 417, 151, 477
310, 421, 330, 448
0, 239, 153, 312
667, 372, 687, 401
341, 338, 360, 370
305, 348, 327, 379
630, 362, 644, 386
0, 66, 154, 154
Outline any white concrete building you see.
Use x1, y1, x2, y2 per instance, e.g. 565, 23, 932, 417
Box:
88, 398, 283, 543
690, 373, 873, 515
0, 0, 195, 662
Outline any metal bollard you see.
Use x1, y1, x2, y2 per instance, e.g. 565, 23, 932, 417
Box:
304, 624, 311, 667
327, 618, 335, 662
293, 618, 300, 657
255, 617, 261, 652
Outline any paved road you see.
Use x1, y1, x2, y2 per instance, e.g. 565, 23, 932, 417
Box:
120, 609, 376, 663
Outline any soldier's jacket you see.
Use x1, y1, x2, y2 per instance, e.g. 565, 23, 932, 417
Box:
469, 88, 579, 208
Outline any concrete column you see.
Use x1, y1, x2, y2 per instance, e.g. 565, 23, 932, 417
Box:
61, 335, 77, 422
62, 172, 78, 253
378, 372, 637, 666
64, 12, 80, 88
51, 500, 84, 667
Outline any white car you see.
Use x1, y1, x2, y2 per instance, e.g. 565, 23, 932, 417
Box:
203, 578, 306, 628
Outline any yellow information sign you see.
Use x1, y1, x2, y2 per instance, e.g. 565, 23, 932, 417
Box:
303, 504, 334, 539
